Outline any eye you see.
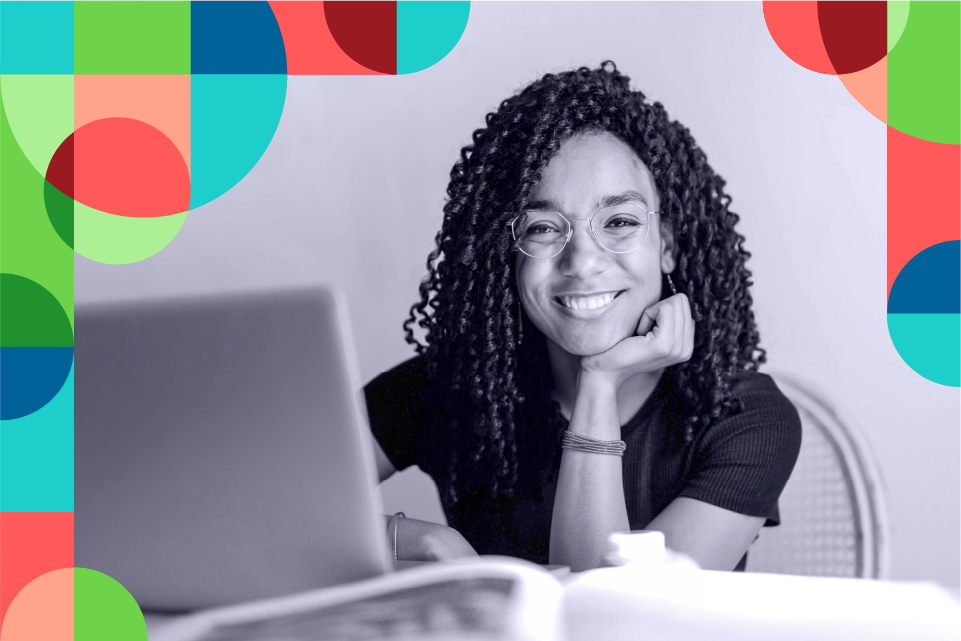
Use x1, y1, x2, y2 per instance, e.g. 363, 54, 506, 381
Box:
605, 216, 641, 229
526, 223, 561, 236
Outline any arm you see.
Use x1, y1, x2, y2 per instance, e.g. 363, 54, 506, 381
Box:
549, 373, 629, 571
550, 295, 694, 571
645, 497, 765, 571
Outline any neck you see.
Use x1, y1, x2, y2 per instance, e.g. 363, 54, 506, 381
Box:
546, 339, 664, 426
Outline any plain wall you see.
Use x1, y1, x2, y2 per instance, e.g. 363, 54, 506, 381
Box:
75, 2, 960, 585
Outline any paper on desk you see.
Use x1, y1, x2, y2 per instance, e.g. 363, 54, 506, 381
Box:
562, 567, 961, 641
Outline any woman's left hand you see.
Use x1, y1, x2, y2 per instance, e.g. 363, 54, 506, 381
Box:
580, 293, 695, 388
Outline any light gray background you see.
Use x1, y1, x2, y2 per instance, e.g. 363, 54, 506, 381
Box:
76, 2, 960, 585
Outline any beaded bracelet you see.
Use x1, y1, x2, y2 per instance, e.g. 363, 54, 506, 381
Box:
561, 429, 626, 456
386, 512, 406, 562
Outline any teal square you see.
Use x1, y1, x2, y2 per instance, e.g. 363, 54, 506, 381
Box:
0, 1, 74, 74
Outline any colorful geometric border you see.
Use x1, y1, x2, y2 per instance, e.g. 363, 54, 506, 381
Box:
0, 1, 469, 636
764, 0, 960, 387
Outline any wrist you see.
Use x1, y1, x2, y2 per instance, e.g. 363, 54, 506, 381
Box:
576, 369, 619, 400
569, 371, 620, 440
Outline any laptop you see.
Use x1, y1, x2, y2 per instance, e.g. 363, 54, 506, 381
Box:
74, 285, 393, 611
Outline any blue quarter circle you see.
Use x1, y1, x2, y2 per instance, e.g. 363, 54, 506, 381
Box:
887, 240, 960, 313
191, 1, 287, 74
0, 346, 74, 420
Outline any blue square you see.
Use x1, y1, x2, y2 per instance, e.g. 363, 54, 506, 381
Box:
0, 1, 74, 74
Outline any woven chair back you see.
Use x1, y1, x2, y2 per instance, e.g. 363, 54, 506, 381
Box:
746, 375, 889, 578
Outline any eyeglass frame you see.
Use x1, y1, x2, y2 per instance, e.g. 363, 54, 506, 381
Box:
507, 205, 659, 259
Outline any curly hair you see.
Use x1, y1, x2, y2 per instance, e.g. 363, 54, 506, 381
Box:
403, 61, 765, 507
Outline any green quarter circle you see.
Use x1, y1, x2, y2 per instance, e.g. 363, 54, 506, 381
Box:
0, 274, 73, 346
887, 0, 960, 144
74, 568, 148, 641
397, 1, 471, 75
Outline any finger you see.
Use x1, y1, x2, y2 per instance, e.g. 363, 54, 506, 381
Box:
636, 300, 662, 336
648, 301, 675, 358
682, 295, 695, 360
671, 296, 685, 357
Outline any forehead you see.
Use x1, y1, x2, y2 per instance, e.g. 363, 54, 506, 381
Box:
530, 132, 658, 211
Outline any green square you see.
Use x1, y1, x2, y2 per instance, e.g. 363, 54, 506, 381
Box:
75, 1, 189, 74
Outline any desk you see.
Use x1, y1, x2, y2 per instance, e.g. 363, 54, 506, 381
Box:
143, 571, 961, 641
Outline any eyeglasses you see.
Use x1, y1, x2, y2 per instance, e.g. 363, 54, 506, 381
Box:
508, 203, 657, 259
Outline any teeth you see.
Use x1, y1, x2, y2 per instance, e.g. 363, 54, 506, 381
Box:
559, 292, 616, 310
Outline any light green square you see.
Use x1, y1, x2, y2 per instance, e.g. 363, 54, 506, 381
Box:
75, 1, 190, 74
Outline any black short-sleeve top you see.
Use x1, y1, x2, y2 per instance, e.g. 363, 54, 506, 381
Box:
364, 355, 802, 570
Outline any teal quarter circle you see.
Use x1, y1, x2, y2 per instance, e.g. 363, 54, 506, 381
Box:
397, 1, 470, 75
887, 313, 961, 387
189, 74, 287, 210
0, 1, 74, 74
0, 361, 74, 511
887, 0, 960, 144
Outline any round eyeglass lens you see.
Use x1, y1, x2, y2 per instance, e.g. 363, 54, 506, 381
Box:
591, 204, 652, 253
512, 210, 570, 258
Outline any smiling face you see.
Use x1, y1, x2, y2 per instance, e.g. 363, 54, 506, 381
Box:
515, 131, 675, 356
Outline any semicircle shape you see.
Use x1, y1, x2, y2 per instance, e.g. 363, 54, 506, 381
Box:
0, 272, 74, 420
887, 241, 960, 388
311, 1, 472, 75
762, 1, 835, 74
397, 1, 470, 75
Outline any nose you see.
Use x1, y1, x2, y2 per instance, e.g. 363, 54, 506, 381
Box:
556, 219, 610, 280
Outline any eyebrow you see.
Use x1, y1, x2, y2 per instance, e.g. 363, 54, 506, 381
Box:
526, 190, 651, 214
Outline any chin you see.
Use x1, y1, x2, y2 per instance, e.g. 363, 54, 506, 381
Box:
554, 330, 622, 357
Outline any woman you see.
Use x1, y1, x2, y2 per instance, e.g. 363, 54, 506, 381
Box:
364, 62, 802, 572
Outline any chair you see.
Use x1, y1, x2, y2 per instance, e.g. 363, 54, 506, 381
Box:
746, 374, 890, 579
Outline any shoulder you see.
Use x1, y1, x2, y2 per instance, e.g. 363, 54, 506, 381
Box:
695, 370, 802, 466
364, 354, 428, 396
679, 370, 803, 521
363, 354, 430, 428
363, 355, 431, 472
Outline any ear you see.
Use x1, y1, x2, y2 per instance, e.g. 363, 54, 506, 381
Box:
659, 220, 677, 274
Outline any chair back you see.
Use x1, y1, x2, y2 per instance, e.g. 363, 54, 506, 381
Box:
746, 374, 889, 578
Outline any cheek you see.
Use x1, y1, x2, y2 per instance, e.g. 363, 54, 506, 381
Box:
515, 258, 544, 305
